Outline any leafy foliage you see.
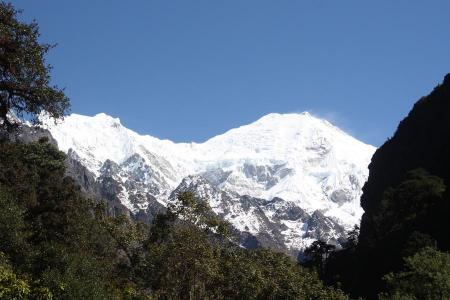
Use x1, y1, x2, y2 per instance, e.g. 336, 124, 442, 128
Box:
381, 247, 450, 300
303, 240, 336, 276
0, 253, 32, 300
372, 169, 445, 240
0, 140, 119, 298
0, 2, 69, 130
142, 191, 349, 299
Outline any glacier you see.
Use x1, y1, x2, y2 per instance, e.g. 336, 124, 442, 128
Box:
41, 112, 375, 251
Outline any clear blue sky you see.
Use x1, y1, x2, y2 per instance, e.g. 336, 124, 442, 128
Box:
12, 0, 450, 146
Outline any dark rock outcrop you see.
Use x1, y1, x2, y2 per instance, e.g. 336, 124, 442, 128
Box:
332, 73, 450, 299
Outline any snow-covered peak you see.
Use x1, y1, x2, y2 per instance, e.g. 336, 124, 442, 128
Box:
41, 111, 376, 248
92, 112, 123, 126
201, 112, 372, 167
42, 111, 374, 173
40, 113, 136, 173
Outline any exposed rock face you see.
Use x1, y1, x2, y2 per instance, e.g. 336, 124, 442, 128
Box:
0, 125, 133, 219
96, 156, 165, 222
166, 175, 348, 255
304, 210, 345, 242
0, 124, 57, 145
330, 189, 352, 205
66, 149, 100, 198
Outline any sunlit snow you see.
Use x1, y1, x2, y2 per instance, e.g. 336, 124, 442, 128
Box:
41, 112, 375, 249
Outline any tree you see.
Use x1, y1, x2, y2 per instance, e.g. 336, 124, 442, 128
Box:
342, 225, 359, 250
373, 169, 445, 240
0, 187, 29, 267
0, 140, 118, 298
381, 247, 450, 300
144, 192, 229, 298
0, 253, 33, 300
143, 192, 349, 299
0, 2, 69, 130
303, 240, 336, 276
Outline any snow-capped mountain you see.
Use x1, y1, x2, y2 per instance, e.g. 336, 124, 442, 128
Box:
41, 112, 375, 252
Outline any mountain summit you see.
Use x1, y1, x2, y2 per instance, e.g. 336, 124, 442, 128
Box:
42, 112, 375, 251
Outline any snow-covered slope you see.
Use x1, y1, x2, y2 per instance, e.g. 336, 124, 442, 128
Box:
41, 112, 375, 250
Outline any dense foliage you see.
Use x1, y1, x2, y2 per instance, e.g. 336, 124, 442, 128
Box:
0, 139, 349, 299
380, 247, 450, 300
0, 2, 69, 130
0, 140, 120, 298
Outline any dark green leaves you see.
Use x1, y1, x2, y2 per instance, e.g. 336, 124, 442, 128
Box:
0, 2, 69, 130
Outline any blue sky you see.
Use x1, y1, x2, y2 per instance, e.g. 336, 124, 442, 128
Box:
12, 0, 450, 146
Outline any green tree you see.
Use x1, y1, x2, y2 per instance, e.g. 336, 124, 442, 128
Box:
0, 140, 118, 299
0, 252, 31, 300
148, 224, 220, 299
342, 225, 359, 250
0, 252, 52, 300
168, 191, 232, 238
401, 231, 436, 258
144, 192, 226, 298
381, 247, 450, 300
304, 240, 336, 276
373, 169, 445, 242
0, 2, 69, 130
0, 187, 29, 265
144, 192, 348, 299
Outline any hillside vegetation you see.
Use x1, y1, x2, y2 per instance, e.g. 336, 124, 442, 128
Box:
0, 139, 348, 299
